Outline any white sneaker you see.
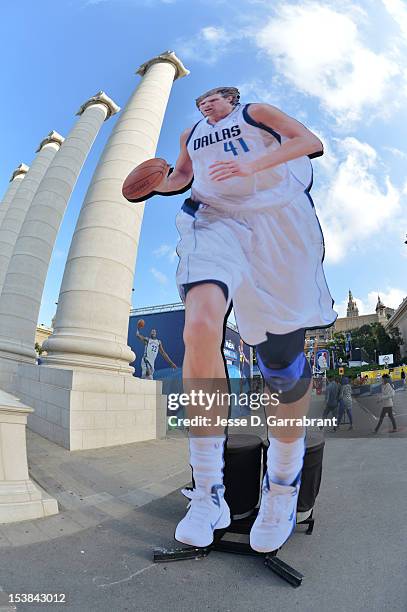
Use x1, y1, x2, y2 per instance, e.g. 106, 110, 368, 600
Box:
250, 472, 300, 553
175, 484, 231, 548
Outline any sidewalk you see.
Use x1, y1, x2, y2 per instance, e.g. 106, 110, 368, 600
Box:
1, 420, 406, 610
0, 430, 190, 550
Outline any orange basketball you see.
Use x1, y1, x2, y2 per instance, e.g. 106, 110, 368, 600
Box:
137, 319, 145, 329
122, 158, 169, 203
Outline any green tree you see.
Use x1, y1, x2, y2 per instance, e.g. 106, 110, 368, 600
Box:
328, 323, 403, 365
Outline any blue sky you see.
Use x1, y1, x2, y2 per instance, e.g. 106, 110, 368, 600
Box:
1, 0, 406, 327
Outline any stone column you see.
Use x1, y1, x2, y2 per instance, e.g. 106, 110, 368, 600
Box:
0, 92, 119, 391
42, 51, 189, 373
0, 389, 58, 523
0, 133, 64, 294
0, 164, 29, 230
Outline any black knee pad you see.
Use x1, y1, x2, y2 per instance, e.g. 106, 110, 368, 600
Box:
256, 330, 311, 403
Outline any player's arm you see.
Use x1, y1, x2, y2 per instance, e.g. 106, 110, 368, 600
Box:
136, 330, 148, 344
210, 104, 323, 181
159, 342, 177, 368
155, 128, 194, 194
136, 320, 148, 344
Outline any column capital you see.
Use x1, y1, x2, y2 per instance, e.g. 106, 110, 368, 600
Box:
36, 130, 65, 153
76, 91, 120, 121
136, 50, 189, 80
10, 163, 29, 182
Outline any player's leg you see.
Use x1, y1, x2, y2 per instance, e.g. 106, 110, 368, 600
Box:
183, 282, 228, 383
175, 282, 231, 547
249, 329, 311, 552
143, 358, 153, 380
147, 359, 154, 380
234, 193, 336, 552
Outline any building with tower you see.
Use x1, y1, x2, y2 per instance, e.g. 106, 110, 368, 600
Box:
346, 290, 359, 318
304, 290, 396, 351
334, 291, 395, 333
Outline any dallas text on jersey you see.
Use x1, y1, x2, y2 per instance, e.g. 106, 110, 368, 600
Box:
193, 125, 241, 150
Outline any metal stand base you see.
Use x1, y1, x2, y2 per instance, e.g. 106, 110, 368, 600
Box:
154, 509, 315, 587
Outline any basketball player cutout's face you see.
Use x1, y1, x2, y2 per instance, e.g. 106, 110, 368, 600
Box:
150, 329, 157, 339
198, 94, 234, 124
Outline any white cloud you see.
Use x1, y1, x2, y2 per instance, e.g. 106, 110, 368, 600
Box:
150, 267, 168, 285
238, 79, 284, 107
382, 0, 407, 39
201, 26, 225, 42
153, 243, 177, 263
252, 2, 401, 125
384, 146, 407, 159
316, 137, 401, 262
176, 26, 230, 64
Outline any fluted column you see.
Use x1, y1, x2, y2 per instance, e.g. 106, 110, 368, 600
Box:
0, 92, 120, 370
43, 51, 189, 374
0, 133, 64, 294
0, 164, 29, 230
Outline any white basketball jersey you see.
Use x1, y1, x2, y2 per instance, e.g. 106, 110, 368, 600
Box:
187, 103, 314, 212
144, 338, 160, 365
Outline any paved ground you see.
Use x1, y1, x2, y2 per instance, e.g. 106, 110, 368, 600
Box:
0, 390, 406, 611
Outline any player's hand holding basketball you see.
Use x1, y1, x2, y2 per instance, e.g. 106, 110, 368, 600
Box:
209, 160, 256, 182
122, 158, 171, 203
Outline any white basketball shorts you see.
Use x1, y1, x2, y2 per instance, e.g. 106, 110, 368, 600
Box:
175, 191, 337, 346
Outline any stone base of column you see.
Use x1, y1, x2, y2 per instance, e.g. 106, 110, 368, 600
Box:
0, 390, 59, 524
0, 355, 24, 395
16, 364, 167, 451
0, 481, 59, 524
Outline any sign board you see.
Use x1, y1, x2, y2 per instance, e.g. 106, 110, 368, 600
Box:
361, 367, 404, 381
379, 354, 393, 366
315, 349, 330, 371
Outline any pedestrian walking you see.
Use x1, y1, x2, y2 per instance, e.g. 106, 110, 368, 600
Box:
374, 374, 397, 433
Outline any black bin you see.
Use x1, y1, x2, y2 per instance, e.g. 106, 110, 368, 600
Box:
297, 431, 325, 514
223, 434, 263, 519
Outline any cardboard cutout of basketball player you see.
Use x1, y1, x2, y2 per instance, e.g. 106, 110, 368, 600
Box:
134, 88, 337, 552
136, 320, 177, 379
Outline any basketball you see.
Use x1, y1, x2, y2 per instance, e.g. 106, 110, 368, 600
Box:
137, 319, 145, 329
122, 158, 169, 203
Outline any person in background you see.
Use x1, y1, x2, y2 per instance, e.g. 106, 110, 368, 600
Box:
336, 376, 353, 430
374, 374, 397, 433
322, 375, 340, 429
401, 368, 406, 389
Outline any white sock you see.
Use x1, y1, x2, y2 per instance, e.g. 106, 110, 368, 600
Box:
189, 436, 226, 493
267, 436, 305, 486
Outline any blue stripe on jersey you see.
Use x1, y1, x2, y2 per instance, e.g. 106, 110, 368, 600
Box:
186, 120, 203, 147
242, 104, 282, 143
